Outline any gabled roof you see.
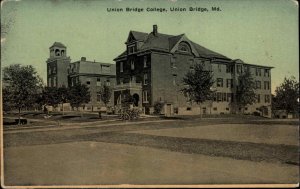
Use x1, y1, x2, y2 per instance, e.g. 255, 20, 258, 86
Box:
50, 42, 66, 49
169, 34, 185, 50
115, 29, 230, 60
130, 31, 148, 41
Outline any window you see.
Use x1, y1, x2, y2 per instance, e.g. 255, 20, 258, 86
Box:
186, 107, 192, 111
53, 76, 57, 87
97, 93, 101, 102
237, 65, 242, 74
106, 79, 110, 86
120, 62, 123, 72
226, 65, 231, 73
131, 60, 135, 70
223, 93, 227, 102
101, 65, 111, 73
48, 78, 52, 87
244, 66, 249, 72
213, 107, 217, 111
96, 78, 101, 86
256, 68, 261, 76
227, 93, 231, 102
131, 76, 136, 83
142, 90, 149, 103
218, 64, 222, 72
53, 66, 57, 74
213, 93, 217, 101
128, 45, 136, 54
144, 74, 148, 85
226, 79, 233, 88
178, 42, 191, 53
48, 67, 51, 75
265, 95, 270, 103
264, 69, 269, 77
256, 81, 261, 89
86, 81, 90, 85
257, 94, 260, 103
171, 56, 177, 68
144, 56, 147, 68
217, 92, 222, 102
173, 74, 177, 86
264, 81, 270, 90
217, 78, 223, 87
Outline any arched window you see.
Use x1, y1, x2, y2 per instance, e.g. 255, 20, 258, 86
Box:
178, 42, 191, 53
55, 49, 60, 56
61, 50, 65, 56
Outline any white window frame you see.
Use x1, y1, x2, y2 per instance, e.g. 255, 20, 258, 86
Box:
143, 90, 149, 103
143, 73, 148, 85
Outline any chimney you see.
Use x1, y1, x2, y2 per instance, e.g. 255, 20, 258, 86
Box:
153, 25, 158, 36
81, 57, 86, 61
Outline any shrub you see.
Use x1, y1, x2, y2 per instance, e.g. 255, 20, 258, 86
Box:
120, 107, 140, 120
154, 101, 164, 114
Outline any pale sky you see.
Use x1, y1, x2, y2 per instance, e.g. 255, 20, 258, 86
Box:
1, 0, 299, 94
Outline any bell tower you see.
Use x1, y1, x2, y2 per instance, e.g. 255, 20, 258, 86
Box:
46, 42, 71, 88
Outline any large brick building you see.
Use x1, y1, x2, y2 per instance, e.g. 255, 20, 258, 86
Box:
113, 25, 273, 116
46, 42, 116, 111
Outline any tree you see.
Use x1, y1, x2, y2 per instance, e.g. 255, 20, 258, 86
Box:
68, 84, 91, 112
99, 85, 112, 107
181, 64, 214, 118
3, 64, 43, 123
273, 76, 299, 114
235, 69, 257, 113
39, 87, 61, 107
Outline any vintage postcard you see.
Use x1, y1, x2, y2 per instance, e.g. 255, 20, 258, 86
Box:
1, 0, 299, 188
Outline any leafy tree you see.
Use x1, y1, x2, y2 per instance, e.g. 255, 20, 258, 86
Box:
181, 64, 214, 118
235, 69, 257, 113
39, 87, 61, 107
273, 76, 299, 114
68, 84, 91, 111
2, 64, 43, 123
99, 85, 112, 107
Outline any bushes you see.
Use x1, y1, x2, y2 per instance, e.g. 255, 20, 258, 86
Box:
154, 101, 164, 114
120, 107, 140, 120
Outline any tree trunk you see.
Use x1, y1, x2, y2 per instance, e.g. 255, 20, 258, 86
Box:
199, 104, 202, 119
62, 103, 64, 115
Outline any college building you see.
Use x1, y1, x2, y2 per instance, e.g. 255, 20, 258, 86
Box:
46, 42, 116, 111
113, 25, 273, 116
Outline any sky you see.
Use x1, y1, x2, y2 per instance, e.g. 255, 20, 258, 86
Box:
1, 0, 299, 94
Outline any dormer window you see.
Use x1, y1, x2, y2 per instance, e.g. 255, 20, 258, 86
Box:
178, 42, 191, 53
128, 44, 136, 54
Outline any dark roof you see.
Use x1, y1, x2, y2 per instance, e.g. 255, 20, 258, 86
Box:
50, 42, 66, 48
115, 30, 230, 60
169, 34, 185, 50
130, 31, 148, 41
191, 42, 229, 59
